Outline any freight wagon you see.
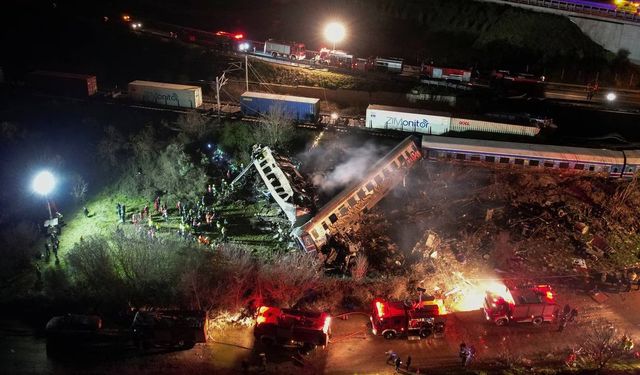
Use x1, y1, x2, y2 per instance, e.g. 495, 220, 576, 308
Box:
127, 80, 203, 109
27, 71, 97, 98
365, 105, 542, 137
240, 91, 319, 122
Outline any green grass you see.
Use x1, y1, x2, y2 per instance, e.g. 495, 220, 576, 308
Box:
57, 188, 285, 268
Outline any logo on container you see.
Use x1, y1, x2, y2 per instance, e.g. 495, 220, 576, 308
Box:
386, 117, 429, 128
143, 91, 180, 105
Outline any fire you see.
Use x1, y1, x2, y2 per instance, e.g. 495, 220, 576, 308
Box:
448, 280, 512, 312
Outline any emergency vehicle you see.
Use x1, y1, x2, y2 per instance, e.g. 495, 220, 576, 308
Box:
370, 297, 447, 340
264, 39, 307, 60
316, 48, 357, 69
421, 64, 472, 82
483, 284, 559, 326
254, 306, 331, 349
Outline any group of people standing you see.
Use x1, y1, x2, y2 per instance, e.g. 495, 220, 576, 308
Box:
115, 182, 231, 245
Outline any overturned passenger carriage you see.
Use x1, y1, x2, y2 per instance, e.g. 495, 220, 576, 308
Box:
292, 136, 421, 253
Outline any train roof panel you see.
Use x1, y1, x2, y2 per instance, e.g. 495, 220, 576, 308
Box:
367, 104, 451, 118
241, 91, 319, 104
422, 136, 624, 165
129, 80, 201, 90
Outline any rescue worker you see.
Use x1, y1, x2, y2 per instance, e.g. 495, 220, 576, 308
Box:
121, 205, 126, 223
394, 356, 402, 372
459, 343, 469, 366
622, 335, 634, 352
116, 203, 122, 219
44, 242, 50, 259
568, 308, 578, 323
406, 355, 412, 371
385, 350, 398, 364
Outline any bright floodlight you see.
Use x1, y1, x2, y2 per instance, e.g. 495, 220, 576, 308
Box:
33, 171, 55, 196
606, 92, 617, 102
324, 22, 346, 49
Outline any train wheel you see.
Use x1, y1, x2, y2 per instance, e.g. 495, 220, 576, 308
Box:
271, 52, 277, 58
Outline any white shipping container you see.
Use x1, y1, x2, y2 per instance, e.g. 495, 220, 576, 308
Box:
128, 80, 203, 108
366, 105, 451, 135
450, 117, 540, 137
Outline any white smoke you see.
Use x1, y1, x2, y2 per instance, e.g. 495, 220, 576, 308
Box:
313, 142, 384, 194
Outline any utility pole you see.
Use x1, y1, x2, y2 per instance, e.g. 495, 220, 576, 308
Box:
245, 54, 249, 92
215, 72, 228, 116
212, 61, 243, 116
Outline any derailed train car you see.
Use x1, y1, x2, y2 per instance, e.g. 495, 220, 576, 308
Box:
292, 136, 421, 253
421, 136, 640, 178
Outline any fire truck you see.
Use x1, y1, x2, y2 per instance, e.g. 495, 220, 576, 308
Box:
370, 297, 447, 340
490, 70, 546, 98
264, 39, 307, 60
483, 284, 559, 326
421, 64, 472, 82
254, 306, 331, 349
316, 48, 358, 69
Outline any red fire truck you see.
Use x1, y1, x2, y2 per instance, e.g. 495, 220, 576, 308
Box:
421, 64, 472, 82
483, 284, 559, 326
370, 297, 447, 340
254, 306, 331, 349
264, 39, 307, 60
316, 48, 358, 69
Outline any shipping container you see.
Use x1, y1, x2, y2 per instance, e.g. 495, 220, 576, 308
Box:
27, 70, 97, 97
450, 117, 540, 137
128, 80, 203, 108
240, 91, 319, 122
365, 105, 451, 135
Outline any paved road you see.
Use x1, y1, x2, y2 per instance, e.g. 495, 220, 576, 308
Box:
2, 287, 640, 374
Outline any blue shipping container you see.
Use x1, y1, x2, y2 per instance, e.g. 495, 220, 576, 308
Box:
240, 91, 320, 122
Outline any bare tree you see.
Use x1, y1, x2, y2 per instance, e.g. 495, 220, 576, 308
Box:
70, 175, 88, 204
255, 103, 294, 148
351, 253, 369, 281
581, 319, 628, 369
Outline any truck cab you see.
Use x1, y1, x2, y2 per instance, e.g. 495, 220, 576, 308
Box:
483, 284, 558, 326
254, 306, 331, 350
370, 297, 447, 340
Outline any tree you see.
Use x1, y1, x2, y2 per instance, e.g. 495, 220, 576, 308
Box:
351, 253, 369, 281
255, 103, 295, 149
97, 126, 128, 167
218, 121, 257, 164
175, 111, 212, 140
70, 174, 88, 204
581, 319, 628, 369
